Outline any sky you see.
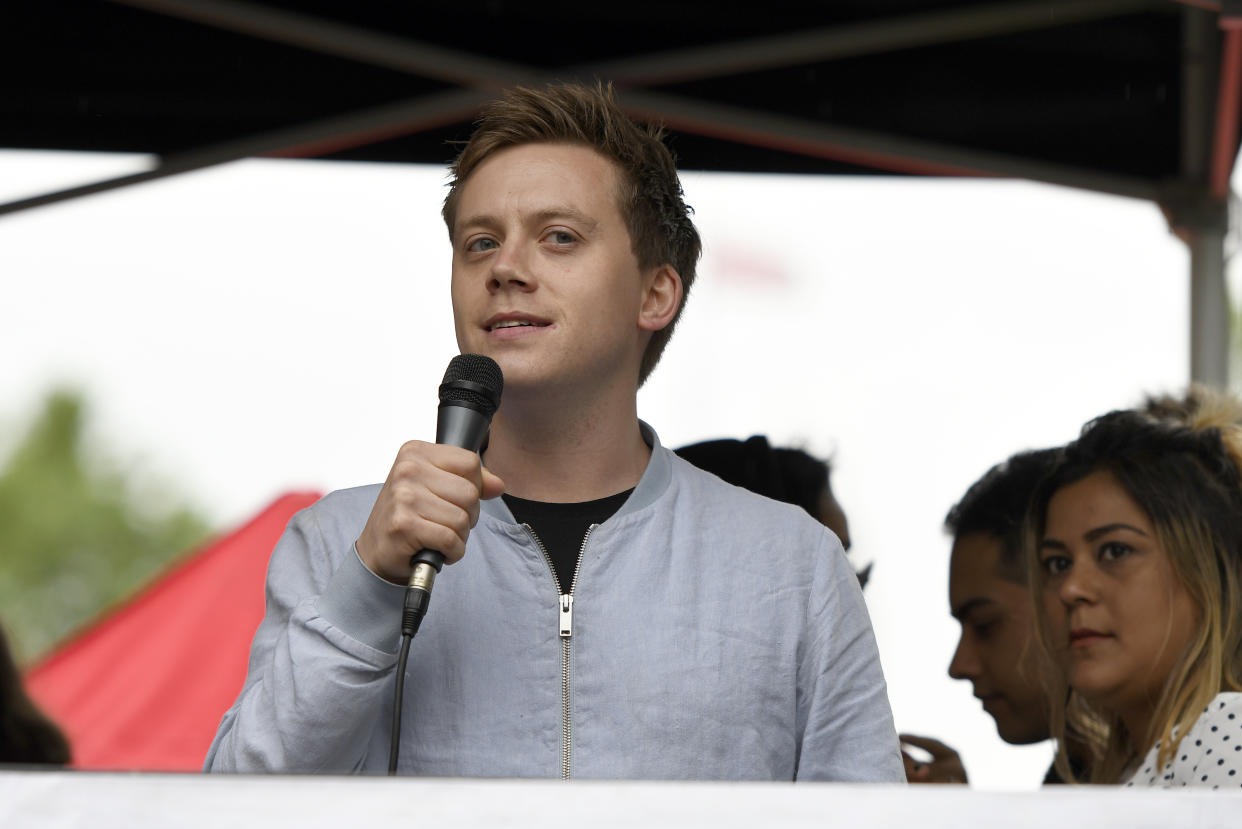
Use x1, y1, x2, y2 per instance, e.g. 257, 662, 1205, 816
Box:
0, 147, 1222, 788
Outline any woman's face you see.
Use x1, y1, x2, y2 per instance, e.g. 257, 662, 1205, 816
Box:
1038, 469, 1200, 727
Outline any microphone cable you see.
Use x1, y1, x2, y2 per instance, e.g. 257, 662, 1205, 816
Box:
387, 354, 502, 775
388, 559, 436, 774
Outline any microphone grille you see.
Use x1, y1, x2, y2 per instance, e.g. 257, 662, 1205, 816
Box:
439, 353, 504, 415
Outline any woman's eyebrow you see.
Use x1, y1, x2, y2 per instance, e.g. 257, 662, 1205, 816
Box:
1038, 537, 1068, 553
1083, 523, 1148, 542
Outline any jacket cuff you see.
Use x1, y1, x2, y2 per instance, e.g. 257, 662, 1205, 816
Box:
316, 543, 408, 653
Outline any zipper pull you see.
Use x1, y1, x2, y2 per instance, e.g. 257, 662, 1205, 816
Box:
559, 594, 574, 638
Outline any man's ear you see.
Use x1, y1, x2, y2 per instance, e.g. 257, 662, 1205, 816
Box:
638, 264, 683, 332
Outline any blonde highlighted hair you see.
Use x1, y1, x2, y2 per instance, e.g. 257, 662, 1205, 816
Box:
1030, 388, 1242, 783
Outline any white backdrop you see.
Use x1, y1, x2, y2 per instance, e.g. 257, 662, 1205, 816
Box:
0, 149, 1199, 788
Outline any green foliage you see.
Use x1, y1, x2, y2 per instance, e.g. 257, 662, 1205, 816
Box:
0, 390, 212, 664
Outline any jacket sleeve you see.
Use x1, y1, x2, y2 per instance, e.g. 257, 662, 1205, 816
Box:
794, 532, 905, 783
204, 497, 407, 773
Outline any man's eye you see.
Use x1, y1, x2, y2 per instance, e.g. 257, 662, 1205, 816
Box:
466, 237, 497, 253
546, 230, 576, 245
972, 620, 998, 640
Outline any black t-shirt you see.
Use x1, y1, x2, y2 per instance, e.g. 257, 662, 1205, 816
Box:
502, 489, 633, 593
1043, 751, 1090, 785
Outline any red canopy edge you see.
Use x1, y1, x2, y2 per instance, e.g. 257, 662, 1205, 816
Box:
25, 491, 322, 772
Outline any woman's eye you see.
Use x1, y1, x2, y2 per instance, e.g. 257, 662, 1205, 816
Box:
1041, 556, 1070, 576
466, 237, 497, 253
1099, 541, 1132, 562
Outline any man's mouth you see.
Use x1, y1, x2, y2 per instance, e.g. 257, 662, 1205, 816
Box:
484, 314, 552, 332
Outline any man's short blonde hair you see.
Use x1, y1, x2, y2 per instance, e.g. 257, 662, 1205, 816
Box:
442, 82, 701, 385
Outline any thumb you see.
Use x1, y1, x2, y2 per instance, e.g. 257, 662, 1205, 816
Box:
480, 466, 506, 499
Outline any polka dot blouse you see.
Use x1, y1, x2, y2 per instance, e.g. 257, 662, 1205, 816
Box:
1124, 692, 1242, 789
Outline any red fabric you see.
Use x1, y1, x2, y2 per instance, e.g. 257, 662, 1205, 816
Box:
24, 492, 321, 771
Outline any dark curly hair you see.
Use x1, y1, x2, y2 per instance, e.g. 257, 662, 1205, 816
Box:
945, 448, 1062, 584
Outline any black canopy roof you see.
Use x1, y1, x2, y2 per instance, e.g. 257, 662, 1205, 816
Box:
3, 0, 1238, 217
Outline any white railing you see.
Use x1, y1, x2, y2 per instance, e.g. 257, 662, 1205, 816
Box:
3, 771, 1242, 828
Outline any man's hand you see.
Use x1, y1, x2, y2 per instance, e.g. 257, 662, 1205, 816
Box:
900, 734, 968, 784
356, 441, 505, 584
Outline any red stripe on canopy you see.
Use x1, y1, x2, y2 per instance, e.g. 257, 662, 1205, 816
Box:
25, 492, 322, 771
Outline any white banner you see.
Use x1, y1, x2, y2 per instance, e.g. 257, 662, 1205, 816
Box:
2, 771, 1241, 829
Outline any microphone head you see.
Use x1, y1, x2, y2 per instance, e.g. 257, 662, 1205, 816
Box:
439, 354, 503, 416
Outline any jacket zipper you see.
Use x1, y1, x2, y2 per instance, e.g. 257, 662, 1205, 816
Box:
523, 522, 596, 780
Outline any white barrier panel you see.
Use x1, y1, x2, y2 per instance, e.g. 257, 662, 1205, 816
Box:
2, 771, 1241, 829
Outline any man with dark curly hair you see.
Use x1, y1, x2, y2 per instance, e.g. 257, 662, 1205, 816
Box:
903, 448, 1067, 784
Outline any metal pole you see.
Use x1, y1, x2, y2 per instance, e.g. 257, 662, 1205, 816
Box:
1189, 216, 1230, 386
1180, 7, 1229, 387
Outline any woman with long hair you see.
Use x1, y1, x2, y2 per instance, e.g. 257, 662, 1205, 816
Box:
1030, 394, 1242, 786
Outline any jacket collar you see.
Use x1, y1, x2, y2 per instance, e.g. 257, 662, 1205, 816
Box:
479, 421, 669, 524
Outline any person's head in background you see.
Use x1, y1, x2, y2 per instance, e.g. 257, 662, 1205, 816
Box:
0, 622, 70, 766
944, 448, 1062, 745
674, 435, 868, 586
1030, 395, 1242, 783
1138, 384, 1217, 426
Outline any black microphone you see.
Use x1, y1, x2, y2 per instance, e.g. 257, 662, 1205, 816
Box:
390, 354, 502, 774
401, 353, 504, 638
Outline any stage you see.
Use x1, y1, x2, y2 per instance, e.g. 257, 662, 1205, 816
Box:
2, 771, 1240, 828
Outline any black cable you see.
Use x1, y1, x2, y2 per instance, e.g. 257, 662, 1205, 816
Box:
388, 583, 432, 775
388, 632, 413, 774
385, 355, 501, 775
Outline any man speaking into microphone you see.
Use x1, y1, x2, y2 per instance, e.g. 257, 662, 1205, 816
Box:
205, 82, 902, 782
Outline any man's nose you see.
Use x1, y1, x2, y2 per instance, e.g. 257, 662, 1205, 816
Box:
487, 244, 535, 292
948, 635, 979, 681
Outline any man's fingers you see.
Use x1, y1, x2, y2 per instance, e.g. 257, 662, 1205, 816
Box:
901, 751, 931, 783
899, 733, 959, 759
393, 482, 472, 530
394, 441, 483, 481
899, 734, 967, 784
480, 466, 505, 500
359, 441, 493, 580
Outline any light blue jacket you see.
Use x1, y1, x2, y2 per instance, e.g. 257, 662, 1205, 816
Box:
205, 426, 904, 781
